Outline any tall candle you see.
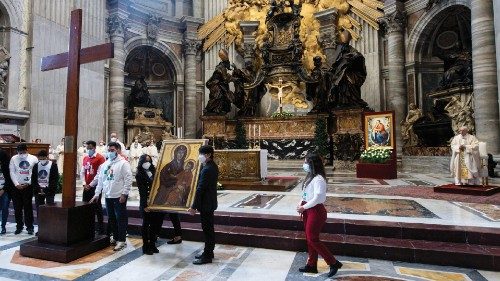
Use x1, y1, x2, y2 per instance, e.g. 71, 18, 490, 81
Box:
258, 125, 261, 137
253, 124, 256, 140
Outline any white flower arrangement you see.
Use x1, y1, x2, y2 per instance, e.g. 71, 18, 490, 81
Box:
360, 147, 392, 163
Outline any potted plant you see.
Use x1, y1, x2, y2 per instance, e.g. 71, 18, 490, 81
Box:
356, 147, 397, 179
360, 147, 392, 163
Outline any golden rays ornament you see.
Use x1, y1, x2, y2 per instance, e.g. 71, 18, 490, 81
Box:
198, 0, 384, 70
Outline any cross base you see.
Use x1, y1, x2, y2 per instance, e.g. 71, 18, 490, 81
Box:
20, 202, 110, 263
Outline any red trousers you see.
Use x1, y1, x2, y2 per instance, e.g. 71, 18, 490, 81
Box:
302, 202, 336, 266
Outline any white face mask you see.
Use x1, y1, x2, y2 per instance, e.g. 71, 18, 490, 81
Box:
198, 154, 207, 164
303, 163, 310, 173
142, 162, 151, 170
18, 153, 27, 158
40, 160, 49, 166
110, 137, 117, 142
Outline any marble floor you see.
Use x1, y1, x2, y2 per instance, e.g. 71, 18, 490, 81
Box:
59, 172, 499, 229
0, 223, 498, 281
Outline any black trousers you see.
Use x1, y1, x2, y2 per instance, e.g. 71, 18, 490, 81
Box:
168, 213, 182, 237
200, 211, 215, 256
35, 193, 54, 219
11, 185, 34, 230
83, 187, 104, 231
142, 212, 165, 246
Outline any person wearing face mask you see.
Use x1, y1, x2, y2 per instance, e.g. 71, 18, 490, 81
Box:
109, 132, 126, 152
137, 154, 165, 255
90, 142, 132, 251
0, 148, 14, 234
296, 152, 342, 278
81, 140, 106, 234
9, 144, 39, 235
188, 145, 219, 265
77, 141, 87, 177
32, 150, 59, 231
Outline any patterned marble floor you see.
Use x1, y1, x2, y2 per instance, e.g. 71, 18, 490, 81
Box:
0, 223, 498, 281
61, 172, 500, 229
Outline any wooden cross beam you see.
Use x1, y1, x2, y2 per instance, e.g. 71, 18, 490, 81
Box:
41, 9, 114, 208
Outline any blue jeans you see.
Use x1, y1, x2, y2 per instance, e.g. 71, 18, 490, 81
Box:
105, 197, 128, 242
0, 191, 9, 228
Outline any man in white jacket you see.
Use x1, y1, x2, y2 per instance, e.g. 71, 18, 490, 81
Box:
9, 143, 38, 235
90, 142, 132, 251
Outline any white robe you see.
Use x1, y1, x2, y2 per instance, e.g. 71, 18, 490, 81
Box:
143, 145, 159, 167
55, 144, 64, 174
77, 146, 87, 175
96, 145, 106, 156
129, 143, 143, 173
450, 134, 480, 185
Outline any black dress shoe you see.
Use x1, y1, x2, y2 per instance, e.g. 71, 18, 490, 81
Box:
327, 260, 343, 277
27, 229, 34, 235
195, 253, 214, 259
167, 238, 182, 244
142, 246, 154, 255
193, 258, 212, 265
151, 245, 159, 253
299, 265, 318, 274
14, 229, 22, 235
1, 227, 6, 234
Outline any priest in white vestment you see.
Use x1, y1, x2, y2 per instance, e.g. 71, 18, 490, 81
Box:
55, 138, 65, 175
129, 139, 143, 173
450, 126, 481, 185
96, 140, 106, 156
77, 141, 87, 176
143, 141, 159, 167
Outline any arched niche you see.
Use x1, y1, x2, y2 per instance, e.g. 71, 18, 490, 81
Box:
406, 4, 471, 113
124, 45, 176, 123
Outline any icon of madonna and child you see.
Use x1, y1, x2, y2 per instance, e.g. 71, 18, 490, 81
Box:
367, 117, 392, 147
151, 143, 201, 210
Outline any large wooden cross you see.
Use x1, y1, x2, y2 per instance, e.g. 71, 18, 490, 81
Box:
41, 9, 114, 208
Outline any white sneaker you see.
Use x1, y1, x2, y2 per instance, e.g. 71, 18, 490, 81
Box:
113, 241, 126, 251
110, 236, 116, 246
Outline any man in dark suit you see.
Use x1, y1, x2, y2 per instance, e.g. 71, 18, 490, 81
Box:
188, 145, 218, 265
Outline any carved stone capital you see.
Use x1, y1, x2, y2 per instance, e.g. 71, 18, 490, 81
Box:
147, 13, 162, 41
243, 43, 255, 59
183, 39, 201, 56
378, 9, 407, 35
107, 15, 129, 38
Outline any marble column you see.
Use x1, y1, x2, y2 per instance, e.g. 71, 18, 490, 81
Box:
183, 39, 200, 138
379, 7, 407, 155
17, 0, 32, 111
471, 0, 500, 153
106, 15, 128, 140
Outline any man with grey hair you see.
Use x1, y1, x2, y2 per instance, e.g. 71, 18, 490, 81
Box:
450, 126, 480, 185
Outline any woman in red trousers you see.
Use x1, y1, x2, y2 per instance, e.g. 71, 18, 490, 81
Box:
297, 153, 342, 277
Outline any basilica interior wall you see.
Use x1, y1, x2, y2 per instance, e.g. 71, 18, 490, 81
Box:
29, 0, 107, 146
494, 1, 500, 122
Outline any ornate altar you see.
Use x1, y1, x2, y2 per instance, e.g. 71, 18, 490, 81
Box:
126, 107, 173, 147
201, 115, 326, 159
214, 149, 267, 182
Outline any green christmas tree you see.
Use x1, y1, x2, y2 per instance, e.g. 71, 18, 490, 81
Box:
313, 117, 329, 158
234, 119, 249, 149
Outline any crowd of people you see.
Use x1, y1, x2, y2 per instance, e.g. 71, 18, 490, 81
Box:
0, 134, 220, 265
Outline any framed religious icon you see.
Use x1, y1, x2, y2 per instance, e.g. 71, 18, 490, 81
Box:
363, 111, 395, 149
147, 139, 208, 212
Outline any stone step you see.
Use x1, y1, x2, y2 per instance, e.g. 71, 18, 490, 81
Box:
124, 216, 499, 271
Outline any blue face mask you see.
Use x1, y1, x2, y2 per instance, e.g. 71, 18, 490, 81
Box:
87, 149, 95, 157
107, 151, 117, 160
303, 163, 310, 173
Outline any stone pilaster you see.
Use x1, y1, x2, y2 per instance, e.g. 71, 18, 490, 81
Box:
17, 0, 32, 111
314, 8, 338, 66
379, 5, 407, 155
471, 0, 500, 153
182, 17, 203, 138
107, 14, 128, 140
